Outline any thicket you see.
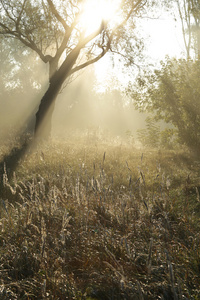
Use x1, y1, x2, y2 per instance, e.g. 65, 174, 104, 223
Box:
129, 58, 200, 155
136, 117, 175, 150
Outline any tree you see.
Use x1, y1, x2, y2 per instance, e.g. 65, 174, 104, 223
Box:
0, 37, 47, 139
190, 0, 200, 58
0, 0, 147, 140
175, 0, 193, 58
128, 58, 200, 154
168, 0, 200, 59
137, 116, 160, 148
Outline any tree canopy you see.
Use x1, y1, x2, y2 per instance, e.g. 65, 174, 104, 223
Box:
129, 57, 200, 154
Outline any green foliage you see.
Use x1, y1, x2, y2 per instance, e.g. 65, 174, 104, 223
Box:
0, 37, 45, 97
160, 128, 175, 149
137, 117, 160, 148
130, 58, 200, 154
0, 0, 65, 56
137, 117, 175, 149
0, 36, 46, 140
0, 138, 200, 299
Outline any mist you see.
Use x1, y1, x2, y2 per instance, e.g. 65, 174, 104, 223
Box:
0, 43, 147, 147
52, 66, 148, 142
0, 39, 48, 145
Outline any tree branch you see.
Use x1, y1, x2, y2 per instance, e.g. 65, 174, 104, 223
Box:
69, 47, 109, 75
46, 0, 77, 62
0, 1, 16, 24
46, 0, 69, 31
0, 0, 51, 63
16, 0, 28, 30
78, 22, 105, 48
2, 28, 50, 63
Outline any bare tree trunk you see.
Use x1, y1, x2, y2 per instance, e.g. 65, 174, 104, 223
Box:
34, 81, 60, 139
196, 23, 200, 60
34, 47, 81, 139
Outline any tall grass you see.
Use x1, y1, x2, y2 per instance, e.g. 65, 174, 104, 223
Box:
0, 137, 199, 299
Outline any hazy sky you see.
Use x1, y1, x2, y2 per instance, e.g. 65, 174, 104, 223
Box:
95, 11, 184, 88
142, 14, 184, 61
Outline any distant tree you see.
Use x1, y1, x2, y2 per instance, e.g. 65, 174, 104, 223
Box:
0, 0, 147, 140
128, 58, 200, 154
137, 117, 160, 148
0, 37, 46, 136
137, 124, 175, 149
167, 0, 200, 59
175, 0, 193, 58
190, 0, 200, 58
160, 128, 175, 149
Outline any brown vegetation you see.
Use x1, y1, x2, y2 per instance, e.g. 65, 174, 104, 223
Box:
0, 137, 200, 299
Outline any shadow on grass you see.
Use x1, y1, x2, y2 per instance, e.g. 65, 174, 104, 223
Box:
0, 141, 30, 174
0, 132, 36, 193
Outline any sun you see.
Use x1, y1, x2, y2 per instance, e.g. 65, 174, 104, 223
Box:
79, 0, 121, 35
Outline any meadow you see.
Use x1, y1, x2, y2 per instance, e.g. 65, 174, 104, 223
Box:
0, 134, 200, 299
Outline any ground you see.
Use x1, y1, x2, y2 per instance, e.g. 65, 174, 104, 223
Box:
0, 136, 200, 299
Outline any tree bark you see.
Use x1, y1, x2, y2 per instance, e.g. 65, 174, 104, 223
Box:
34, 80, 59, 139
34, 46, 81, 139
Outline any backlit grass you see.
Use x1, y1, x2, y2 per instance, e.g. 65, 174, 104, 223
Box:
0, 137, 200, 299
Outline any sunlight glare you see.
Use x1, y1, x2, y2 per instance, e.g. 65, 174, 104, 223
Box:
79, 0, 121, 34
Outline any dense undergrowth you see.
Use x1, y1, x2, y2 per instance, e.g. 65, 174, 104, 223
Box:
0, 137, 200, 299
